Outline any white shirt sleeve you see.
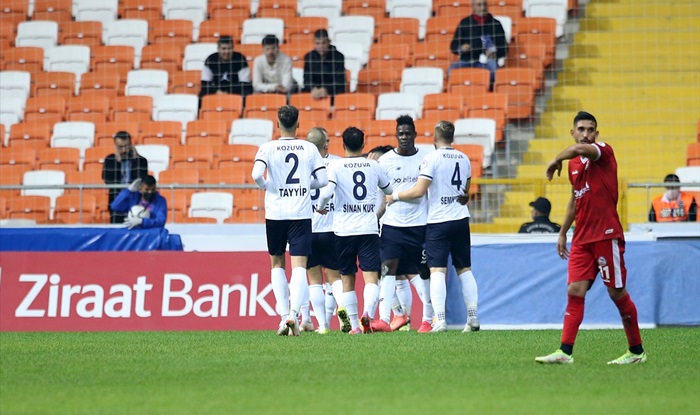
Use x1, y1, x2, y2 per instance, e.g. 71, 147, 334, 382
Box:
201, 65, 213, 82
238, 67, 251, 83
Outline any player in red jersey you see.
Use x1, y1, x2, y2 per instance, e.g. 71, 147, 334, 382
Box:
535, 111, 647, 365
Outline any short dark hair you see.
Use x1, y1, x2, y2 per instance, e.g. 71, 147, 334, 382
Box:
142, 174, 156, 187
664, 174, 681, 185
342, 127, 364, 152
278, 105, 299, 129
396, 115, 415, 132
573, 111, 597, 128
217, 36, 233, 46
368, 145, 393, 156
314, 29, 329, 40
113, 131, 131, 141
262, 35, 279, 46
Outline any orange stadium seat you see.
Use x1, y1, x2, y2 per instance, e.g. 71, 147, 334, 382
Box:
59, 21, 103, 47
111, 95, 153, 122
159, 168, 200, 185
285, 16, 328, 45
8, 122, 51, 149
79, 71, 121, 100
465, 92, 508, 141
8, 195, 51, 223
290, 93, 331, 124
201, 164, 253, 185
149, 19, 194, 48
2, 47, 43, 73
322, 118, 367, 140
257, 0, 297, 19
364, 119, 399, 149
82, 146, 114, 172
688, 143, 700, 166
185, 120, 229, 146
53, 194, 98, 224
413, 40, 454, 71
198, 19, 241, 44
138, 121, 182, 146
94, 121, 139, 147
434, 0, 472, 17
343, 0, 386, 20
119, 0, 163, 23
244, 94, 287, 121
489, 2, 522, 22
170, 70, 201, 95
356, 68, 401, 96
1, 147, 37, 170
448, 67, 491, 97
66, 95, 110, 123
422, 92, 464, 123
32, 71, 76, 98
199, 93, 243, 121
171, 145, 214, 170
425, 16, 463, 43
217, 144, 259, 166
282, 43, 311, 69
375, 17, 420, 47
140, 44, 184, 74
0, 196, 7, 219
0, 0, 29, 28
368, 43, 411, 72
91, 45, 135, 76
208, 0, 251, 23
413, 118, 436, 144
507, 41, 547, 90
0, 165, 28, 199
236, 43, 259, 65
24, 96, 66, 125
333, 93, 377, 122
37, 147, 80, 174
0, 21, 15, 48
32, 0, 73, 24
515, 17, 557, 67
493, 67, 537, 119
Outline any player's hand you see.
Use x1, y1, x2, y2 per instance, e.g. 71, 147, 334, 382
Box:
316, 206, 328, 215
545, 159, 563, 181
124, 216, 143, 230
386, 195, 395, 206
128, 178, 142, 192
557, 234, 569, 259
457, 193, 470, 205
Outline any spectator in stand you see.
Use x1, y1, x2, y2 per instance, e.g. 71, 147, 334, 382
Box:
648, 174, 697, 222
448, 0, 508, 90
110, 175, 167, 229
199, 36, 253, 100
252, 35, 295, 95
519, 197, 562, 233
102, 131, 148, 224
302, 29, 345, 100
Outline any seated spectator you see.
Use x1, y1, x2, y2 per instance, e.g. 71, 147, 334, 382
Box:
110, 176, 168, 229
518, 197, 561, 234
302, 29, 345, 100
648, 174, 697, 222
253, 35, 294, 95
102, 130, 148, 224
448, 0, 508, 90
200, 36, 253, 99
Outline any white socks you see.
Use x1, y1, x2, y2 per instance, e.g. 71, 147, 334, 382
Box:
343, 291, 359, 330
289, 267, 308, 316
396, 279, 412, 317
331, 280, 344, 308
379, 275, 396, 323
309, 284, 327, 329
430, 271, 447, 322
364, 282, 379, 318
458, 270, 479, 319
324, 282, 336, 327
270, 268, 289, 318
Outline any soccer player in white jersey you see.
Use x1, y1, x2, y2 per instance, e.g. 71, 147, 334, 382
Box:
251, 105, 328, 336
374, 115, 433, 333
389, 120, 480, 333
316, 127, 393, 334
304, 127, 346, 333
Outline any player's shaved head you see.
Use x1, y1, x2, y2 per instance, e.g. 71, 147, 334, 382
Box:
434, 120, 455, 144
306, 127, 327, 151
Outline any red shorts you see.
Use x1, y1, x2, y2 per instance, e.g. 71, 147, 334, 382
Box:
568, 239, 626, 288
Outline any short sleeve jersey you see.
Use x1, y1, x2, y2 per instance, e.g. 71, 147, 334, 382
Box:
255, 137, 326, 220
568, 142, 624, 244
419, 147, 471, 224
378, 148, 428, 227
311, 153, 341, 233
327, 157, 391, 236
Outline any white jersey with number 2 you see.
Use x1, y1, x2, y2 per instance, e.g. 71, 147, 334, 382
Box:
254, 137, 326, 220
419, 147, 472, 224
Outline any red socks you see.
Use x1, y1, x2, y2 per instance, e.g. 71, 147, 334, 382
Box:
561, 294, 585, 347
614, 293, 643, 348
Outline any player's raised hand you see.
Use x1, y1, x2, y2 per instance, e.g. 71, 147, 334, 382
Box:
545, 159, 562, 181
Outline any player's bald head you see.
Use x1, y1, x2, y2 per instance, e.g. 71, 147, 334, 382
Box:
306, 127, 328, 150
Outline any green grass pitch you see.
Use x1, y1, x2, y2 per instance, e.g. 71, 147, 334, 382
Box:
1, 328, 699, 415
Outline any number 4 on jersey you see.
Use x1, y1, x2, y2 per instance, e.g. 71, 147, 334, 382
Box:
451, 163, 462, 191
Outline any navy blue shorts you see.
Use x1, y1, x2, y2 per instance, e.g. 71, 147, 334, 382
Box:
380, 224, 426, 262
425, 218, 471, 268
335, 234, 381, 275
265, 219, 312, 257
307, 231, 339, 270
396, 247, 427, 276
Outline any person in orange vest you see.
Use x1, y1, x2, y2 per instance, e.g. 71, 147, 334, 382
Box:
648, 174, 697, 222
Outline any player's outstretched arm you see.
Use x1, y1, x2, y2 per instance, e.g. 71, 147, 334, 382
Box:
251, 160, 268, 190
310, 167, 328, 189
391, 177, 430, 204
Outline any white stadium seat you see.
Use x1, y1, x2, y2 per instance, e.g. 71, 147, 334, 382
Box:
229, 118, 274, 146
104, 19, 149, 65
163, 0, 208, 41
330, 16, 374, 65
50, 121, 95, 158
375, 92, 421, 120
74, 0, 118, 26
183, 43, 217, 71
22, 169, 66, 218
15, 21, 59, 51
675, 166, 700, 193
125, 69, 169, 98
494, 15, 513, 44
0, 71, 31, 101
454, 118, 496, 169
400, 67, 444, 106
241, 18, 285, 45
189, 192, 234, 224
0, 97, 26, 130
525, 0, 568, 38
46, 45, 91, 79
153, 94, 199, 130
299, 0, 342, 20
389, 0, 433, 40
134, 144, 170, 180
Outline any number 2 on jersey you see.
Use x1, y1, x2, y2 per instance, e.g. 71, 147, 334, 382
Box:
285, 153, 299, 184
451, 163, 462, 191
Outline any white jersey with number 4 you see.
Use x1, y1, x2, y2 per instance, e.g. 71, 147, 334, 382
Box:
324, 157, 392, 236
311, 153, 341, 232
419, 147, 472, 224
379, 148, 428, 227
255, 137, 326, 220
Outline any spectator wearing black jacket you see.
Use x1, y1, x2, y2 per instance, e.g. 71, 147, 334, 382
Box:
302, 29, 345, 100
448, 0, 508, 90
518, 197, 561, 234
102, 131, 148, 224
200, 36, 253, 99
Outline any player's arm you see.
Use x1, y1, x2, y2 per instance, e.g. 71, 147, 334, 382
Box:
310, 166, 328, 189
316, 180, 336, 212
251, 160, 268, 190
392, 177, 431, 202
557, 192, 576, 259
546, 143, 600, 181
458, 177, 471, 205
